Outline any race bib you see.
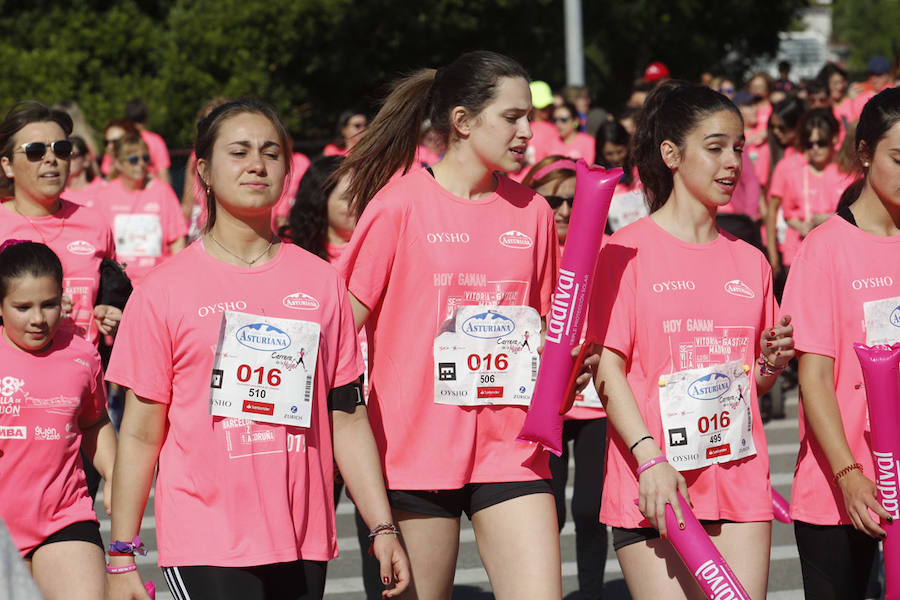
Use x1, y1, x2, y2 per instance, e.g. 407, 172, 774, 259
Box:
864, 296, 900, 345
658, 359, 756, 471
114, 213, 162, 257
607, 189, 648, 233
62, 276, 95, 339
573, 377, 604, 409
209, 311, 320, 427
434, 305, 540, 406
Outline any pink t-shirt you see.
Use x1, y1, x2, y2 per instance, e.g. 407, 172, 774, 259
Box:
105, 242, 364, 566
0, 328, 106, 556
768, 148, 806, 266
781, 216, 900, 525
271, 153, 313, 223
528, 121, 558, 166
833, 97, 855, 126
322, 144, 348, 157
63, 178, 107, 209
719, 152, 761, 219
748, 142, 771, 189
548, 132, 596, 165
0, 199, 115, 345
97, 178, 187, 284
336, 169, 559, 489
779, 162, 853, 221
588, 217, 776, 528
100, 129, 170, 176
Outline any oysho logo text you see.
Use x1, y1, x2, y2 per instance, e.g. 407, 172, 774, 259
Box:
198, 300, 247, 317
426, 232, 470, 244
651, 280, 696, 293
852, 276, 894, 290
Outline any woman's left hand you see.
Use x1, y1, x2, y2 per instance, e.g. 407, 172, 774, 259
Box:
760, 315, 794, 371
370, 533, 411, 598
94, 304, 123, 336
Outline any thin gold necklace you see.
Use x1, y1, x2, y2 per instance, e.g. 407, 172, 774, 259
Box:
209, 231, 275, 266
10, 199, 66, 245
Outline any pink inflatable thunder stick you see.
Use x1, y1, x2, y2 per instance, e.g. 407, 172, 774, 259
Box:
517, 160, 620, 455
855, 343, 900, 600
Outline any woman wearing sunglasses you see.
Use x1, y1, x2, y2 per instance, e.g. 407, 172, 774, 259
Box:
769, 108, 855, 247
97, 132, 186, 285
549, 102, 595, 164
0, 101, 120, 345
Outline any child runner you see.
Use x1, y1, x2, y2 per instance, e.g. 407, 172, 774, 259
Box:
96, 131, 186, 285
334, 51, 568, 599
0, 102, 120, 345
105, 99, 409, 600
589, 80, 794, 599
781, 87, 900, 600
0, 240, 116, 600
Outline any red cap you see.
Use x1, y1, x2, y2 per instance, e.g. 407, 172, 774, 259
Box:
643, 61, 670, 82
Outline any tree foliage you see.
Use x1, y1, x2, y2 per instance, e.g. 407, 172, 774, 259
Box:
832, 0, 900, 77
0, 0, 804, 149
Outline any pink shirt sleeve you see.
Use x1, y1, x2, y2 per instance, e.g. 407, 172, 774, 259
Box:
81, 350, 108, 423
331, 276, 366, 388
588, 242, 637, 359
780, 246, 833, 358
105, 286, 175, 403
768, 158, 791, 200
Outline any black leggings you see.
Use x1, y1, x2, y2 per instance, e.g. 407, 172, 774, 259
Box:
794, 520, 878, 600
548, 417, 608, 600
162, 560, 327, 600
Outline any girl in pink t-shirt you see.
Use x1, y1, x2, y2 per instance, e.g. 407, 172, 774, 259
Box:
522, 155, 609, 599
549, 101, 596, 164
104, 99, 408, 600
0, 241, 116, 600
98, 132, 187, 284
780, 87, 900, 599
589, 81, 795, 599
0, 102, 121, 345
334, 51, 573, 599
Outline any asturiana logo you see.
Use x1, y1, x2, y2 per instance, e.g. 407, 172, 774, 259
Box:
461, 311, 516, 339
891, 305, 900, 328
724, 279, 755, 299
687, 372, 731, 400
235, 323, 291, 351
283, 292, 320, 311
874, 450, 900, 519
66, 240, 96, 255
498, 230, 533, 249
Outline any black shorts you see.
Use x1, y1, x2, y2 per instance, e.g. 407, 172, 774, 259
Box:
388, 479, 552, 519
25, 520, 103, 559
163, 560, 327, 600
612, 519, 734, 551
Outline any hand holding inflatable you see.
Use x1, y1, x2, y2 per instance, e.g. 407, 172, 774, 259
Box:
517, 160, 620, 455
855, 343, 900, 600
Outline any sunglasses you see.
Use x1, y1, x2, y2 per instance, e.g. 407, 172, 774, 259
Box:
545, 195, 574, 209
552, 116, 572, 123
806, 139, 831, 149
16, 140, 73, 162
123, 154, 151, 166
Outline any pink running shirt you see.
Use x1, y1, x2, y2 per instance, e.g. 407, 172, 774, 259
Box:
97, 178, 187, 284
336, 169, 559, 489
105, 242, 364, 566
0, 328, 106, 556
528, 121, 558, 166
719, 152, 762, 219
588, 217, 776, 528
0, 199, 115, 345
64, 178, 107, 209
271, 153, 312, 225
322, 144, 347, 157
548, 132, 596, 165
768, 148, 806, 266
781, 215, 900, 525
778, 162, 854, 221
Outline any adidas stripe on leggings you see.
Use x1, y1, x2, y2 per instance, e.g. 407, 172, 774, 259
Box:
162, 560, 327, 600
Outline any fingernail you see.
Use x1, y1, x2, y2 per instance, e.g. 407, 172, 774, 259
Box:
769, 329, 775, 337
679, 522, 685, 530
882, 533, 887, 539
776, 351, 781, 356
383, 576, 390, 584
766, 342, 772, 347
889, 517, 894, 523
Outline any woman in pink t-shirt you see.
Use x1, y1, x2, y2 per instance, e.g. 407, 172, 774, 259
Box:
549, 101, 596, 164
780, 88, 900, 599
522, 156, 609, 599
98, 132, 187, 284
322, 110, 367, 157
105, 99, 409, 600
334, 51, 574, 599
0, 102, 120, 345
0, 241, 116, 600
590, 81, 794, 599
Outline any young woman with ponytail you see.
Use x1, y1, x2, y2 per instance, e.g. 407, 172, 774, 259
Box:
334, 51, 567, 599
588, 80, 793, 599
781, 87, 900, 600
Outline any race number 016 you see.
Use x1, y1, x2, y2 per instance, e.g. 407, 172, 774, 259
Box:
697, 410, 730, 434
236, 364, 283, 387
466, 353, 509, 372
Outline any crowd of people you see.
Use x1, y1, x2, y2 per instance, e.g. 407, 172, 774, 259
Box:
0, 48, 898, 600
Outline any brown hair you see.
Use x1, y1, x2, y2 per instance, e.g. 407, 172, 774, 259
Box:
0, 101, 73, 192
521, 155, 576, 192
194, 98, 293, 231
336, 51, 529, 217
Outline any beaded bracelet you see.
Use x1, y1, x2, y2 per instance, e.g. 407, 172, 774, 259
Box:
629, 435, 654, 454
757, 355, 785, 377
106, 563, 138, 575
636, 456, 668, 476
832, 462, 863, 487
368, 522, 400, 541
